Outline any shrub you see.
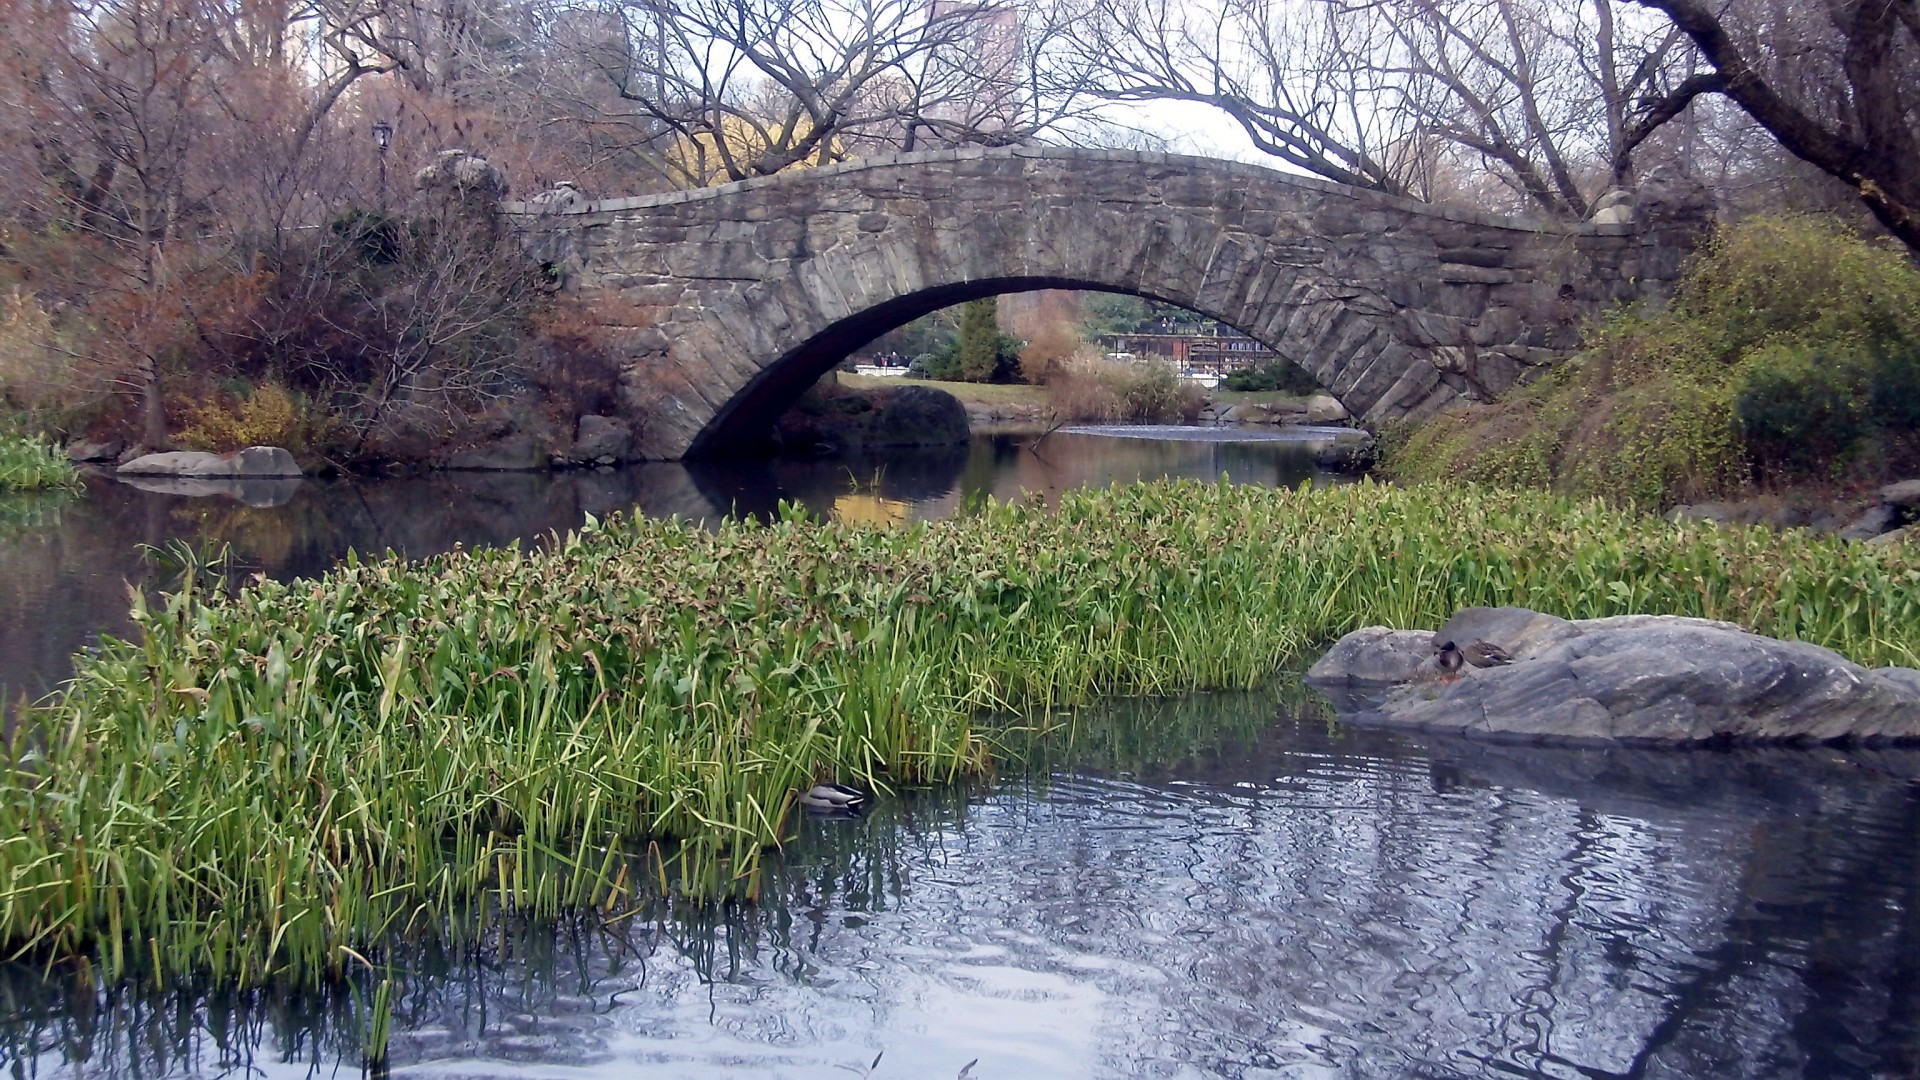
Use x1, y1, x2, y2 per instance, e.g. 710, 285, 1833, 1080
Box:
0, 287, 92, 433
1222, 360, 1321, 394
1047, 352, 1204, 424
1733, 344, 1871, 478
174, 383, 334, 456
1676, 215, 1920, 362
1019, 323, 1081, 385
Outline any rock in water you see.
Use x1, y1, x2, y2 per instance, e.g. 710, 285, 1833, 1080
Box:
1306, 607, 1920, 745
118, 446, 302, 477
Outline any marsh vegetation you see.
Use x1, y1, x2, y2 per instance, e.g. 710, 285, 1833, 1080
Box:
0, 435, 77, 493
3, 479, 1915, 994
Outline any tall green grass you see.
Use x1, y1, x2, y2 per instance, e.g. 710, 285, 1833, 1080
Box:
0, 434, 77, 493
2, 480, 1916, 989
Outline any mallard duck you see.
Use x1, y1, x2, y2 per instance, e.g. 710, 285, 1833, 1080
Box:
799, 783, 868, 814
1433, 639, 1464, 681
1461, 640, 1513, 668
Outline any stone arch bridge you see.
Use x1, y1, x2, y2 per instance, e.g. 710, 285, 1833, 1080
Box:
505, 147, 1704, 460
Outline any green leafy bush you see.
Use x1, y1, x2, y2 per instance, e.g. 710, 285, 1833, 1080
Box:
1221, 360, 1321, 394
1386, 215, 1920, 505
1733, 344, 1871, 478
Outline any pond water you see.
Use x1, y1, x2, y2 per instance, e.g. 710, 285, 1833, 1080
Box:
3, 690, 1918, 1078
0, 429, 1339, 709
4, 428, 1918, 1078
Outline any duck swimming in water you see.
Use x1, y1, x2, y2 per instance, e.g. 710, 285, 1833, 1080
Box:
799, 783, 868, 815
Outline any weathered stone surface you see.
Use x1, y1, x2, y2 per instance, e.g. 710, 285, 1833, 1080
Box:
574, 415, 634, 461
504, 148, 1700, 460
1307, 610, 1920, 745
119, 446, 303, 478
1220, 401, 1305, 424
1431, 605, 1585, 658
416, 149, 509, 202
1867, 527, 1910, 546
1306, 627, 1434, 687
1313, 434, 1376, 471
1881, 479, 1920, 507
1304, 393, 1350, 423
1839, 503, 1901, 540
443, 434, 547, 472
66, 438, 123, 463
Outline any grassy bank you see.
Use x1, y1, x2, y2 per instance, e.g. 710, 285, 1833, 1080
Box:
0, 435, 77, 493
837, 372, 1048, 409
1385, 216, 1920, 508
3, 480, 1917, 987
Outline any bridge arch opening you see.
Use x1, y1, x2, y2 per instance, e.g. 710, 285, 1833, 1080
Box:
684, 278, 1324, 457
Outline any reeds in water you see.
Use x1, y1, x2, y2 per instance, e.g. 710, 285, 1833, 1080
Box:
0, 435, 77, 493
2, 480, 1915, 989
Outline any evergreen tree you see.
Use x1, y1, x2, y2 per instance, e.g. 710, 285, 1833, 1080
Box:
957, 297, 1000, 382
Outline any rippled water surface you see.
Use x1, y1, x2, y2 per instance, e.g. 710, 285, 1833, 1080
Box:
4, 692, 1917, 1079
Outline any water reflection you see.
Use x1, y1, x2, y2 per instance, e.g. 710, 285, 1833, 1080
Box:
0, 432, 1336, 709
5, 688, 1917, 1078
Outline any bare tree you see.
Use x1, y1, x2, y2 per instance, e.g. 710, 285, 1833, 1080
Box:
0, 0, 235, 443
506, 0, 1099, 189
1628, 0, 1920, 255
1074, 0, 1424, 192
1076, 0, 1710, 216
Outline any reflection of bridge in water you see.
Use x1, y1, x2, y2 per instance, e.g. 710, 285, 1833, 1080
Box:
508, 148, 1709, 459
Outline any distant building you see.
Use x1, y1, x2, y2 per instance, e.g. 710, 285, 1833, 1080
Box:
1097, 327, 1275, 376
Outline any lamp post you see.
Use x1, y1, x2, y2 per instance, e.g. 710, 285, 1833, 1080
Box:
372, 120, 393, 211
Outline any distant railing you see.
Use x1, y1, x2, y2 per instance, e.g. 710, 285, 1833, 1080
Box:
1096, 331, 1276, 375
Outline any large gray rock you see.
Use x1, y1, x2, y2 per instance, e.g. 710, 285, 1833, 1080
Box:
1304, 393, 1350, 423
1313, 433, 1377, 472
1307, 608, 1920, 745
118, 446, 302, 478
1839, 503, 1900, 540
1882, 479, 1920, 508
443, 433, 548, 472
573, 415, 634, 461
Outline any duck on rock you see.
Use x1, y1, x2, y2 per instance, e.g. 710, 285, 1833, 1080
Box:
1432, 638, 1513, 680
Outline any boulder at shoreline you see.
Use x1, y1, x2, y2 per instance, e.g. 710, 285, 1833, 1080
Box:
1306, 605, 1920, 745
118, 446, 303, 478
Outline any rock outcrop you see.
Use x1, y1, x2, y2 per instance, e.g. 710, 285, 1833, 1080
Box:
1307, 605, 1920, 745
443, 433, 547, 471
66, 438, 123, 463
118, 446, 303, 478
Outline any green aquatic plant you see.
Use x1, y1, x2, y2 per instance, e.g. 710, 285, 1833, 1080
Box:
0, 434, 77, 493
1, 480, 1916, 990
